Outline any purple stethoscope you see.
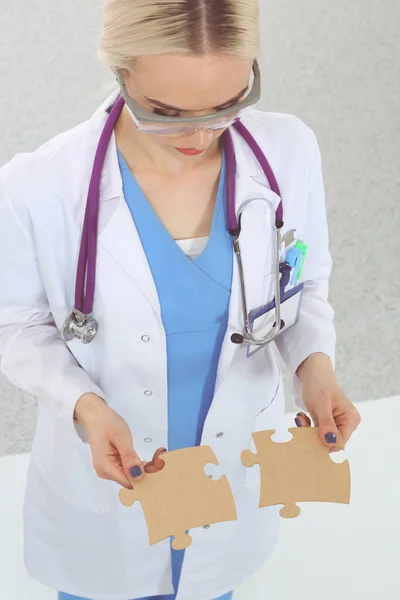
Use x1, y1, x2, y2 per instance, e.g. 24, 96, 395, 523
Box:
61, 95, 286, 346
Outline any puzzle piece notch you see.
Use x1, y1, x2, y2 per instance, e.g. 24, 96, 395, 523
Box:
242, 430, 274, 468
119, 445, 237, 550
242, 427, 351, 518
203, 461, 224, 480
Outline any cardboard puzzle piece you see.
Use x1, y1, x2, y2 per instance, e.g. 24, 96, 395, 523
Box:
241, 427, 351, 518
119, 445, 237, 550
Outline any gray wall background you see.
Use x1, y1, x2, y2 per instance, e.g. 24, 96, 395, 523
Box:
0, 0, 399, 456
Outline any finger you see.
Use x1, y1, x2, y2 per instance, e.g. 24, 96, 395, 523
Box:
336, 407, 362, 445
328, 445, 342, 453
98, 462, 133, 489
312, 400, 339, 448
92, 440, 133, 488
114, 434, 144, 481
294, 412, 312, 428
144, 448, 167, 474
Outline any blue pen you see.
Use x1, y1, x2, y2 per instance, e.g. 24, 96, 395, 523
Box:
279, 262, 291, 296
285, 247, 303, 286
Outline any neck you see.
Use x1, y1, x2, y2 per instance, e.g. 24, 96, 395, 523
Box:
114, 106, 221, 177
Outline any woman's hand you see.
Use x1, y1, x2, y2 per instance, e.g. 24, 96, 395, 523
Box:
294, 353, 361, 451
74, 393, 166, 488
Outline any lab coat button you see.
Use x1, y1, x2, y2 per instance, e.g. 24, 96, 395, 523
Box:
216, 432, 224, 438
144, 438, 152, 443
141, 335, 150, 342
144, 390, 153, 396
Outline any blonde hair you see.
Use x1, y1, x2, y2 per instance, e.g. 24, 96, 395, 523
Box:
98, 0, 259, 69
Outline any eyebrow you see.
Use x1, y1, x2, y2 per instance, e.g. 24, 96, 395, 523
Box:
144, 86, 249, 112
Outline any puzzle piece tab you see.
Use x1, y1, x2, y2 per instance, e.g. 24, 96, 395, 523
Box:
241, 427, 351, 518
119, 445, 237, 549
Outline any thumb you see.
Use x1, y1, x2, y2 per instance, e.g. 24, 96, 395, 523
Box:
116, 434, 144, 481
313, 402, 339, 448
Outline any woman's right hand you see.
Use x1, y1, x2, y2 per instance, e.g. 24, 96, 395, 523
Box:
74, 393, 165, 489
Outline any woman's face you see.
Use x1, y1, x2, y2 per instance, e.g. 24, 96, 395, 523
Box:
121, 54, 254, 159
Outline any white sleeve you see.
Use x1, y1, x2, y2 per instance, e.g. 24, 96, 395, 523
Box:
274, 132, 336, 410
0, 177, 106, 435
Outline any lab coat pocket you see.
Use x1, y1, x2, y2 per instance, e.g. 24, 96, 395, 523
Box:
248, 271, 274, 329
31, 408, 110, 513
264, 272, 275, 305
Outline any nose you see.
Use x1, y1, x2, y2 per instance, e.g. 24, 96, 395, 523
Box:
183, 128, 216, 149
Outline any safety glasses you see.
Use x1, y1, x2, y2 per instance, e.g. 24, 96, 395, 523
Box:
114, 60, 261, 136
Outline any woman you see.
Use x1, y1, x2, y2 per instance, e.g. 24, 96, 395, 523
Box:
0, 1, 361, 599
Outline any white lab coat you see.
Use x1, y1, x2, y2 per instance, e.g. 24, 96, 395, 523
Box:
0, 91, 336, 600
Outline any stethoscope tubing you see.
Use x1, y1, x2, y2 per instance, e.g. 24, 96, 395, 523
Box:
75, 96, 126, 315
65, 96, 284, 346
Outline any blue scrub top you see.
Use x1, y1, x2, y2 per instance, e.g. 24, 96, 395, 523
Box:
118, 149, 233, 451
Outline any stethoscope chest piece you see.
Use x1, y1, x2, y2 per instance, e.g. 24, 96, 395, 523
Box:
61, 309, 99, 344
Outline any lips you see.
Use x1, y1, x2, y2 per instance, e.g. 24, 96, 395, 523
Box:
174, 147, 205, 156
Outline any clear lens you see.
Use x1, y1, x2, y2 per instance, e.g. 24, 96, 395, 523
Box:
133, 111, 243, 136
137, 121, 234, 136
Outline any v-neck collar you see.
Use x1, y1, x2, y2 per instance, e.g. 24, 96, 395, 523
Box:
192, 150, 226, 264
117, 147, 231, 292
117, 147, 227, 264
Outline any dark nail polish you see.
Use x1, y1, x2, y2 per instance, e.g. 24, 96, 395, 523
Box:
129, 465, 143, 478
325, 432, 337, 444
295, 417, 302, 427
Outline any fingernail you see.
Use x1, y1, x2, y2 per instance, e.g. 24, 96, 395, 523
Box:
297, 412, 304, 417
325, 432, 337, 444
129, 465, 143, 478
295, 417, 302, 427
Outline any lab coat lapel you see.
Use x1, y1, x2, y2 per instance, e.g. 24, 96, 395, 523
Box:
214, 124, 282, 391
85, 104, 161, 317
98, 195, 161, 317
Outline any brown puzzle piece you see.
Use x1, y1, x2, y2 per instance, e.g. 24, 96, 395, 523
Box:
119, 446, 237, 550
241, 427, 351, 518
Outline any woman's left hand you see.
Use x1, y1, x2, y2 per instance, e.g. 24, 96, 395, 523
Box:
294, 353, 361, 451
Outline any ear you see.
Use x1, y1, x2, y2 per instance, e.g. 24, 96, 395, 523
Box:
110, 66, 128, 78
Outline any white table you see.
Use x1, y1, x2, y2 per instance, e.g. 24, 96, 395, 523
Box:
1, 397, 399, 600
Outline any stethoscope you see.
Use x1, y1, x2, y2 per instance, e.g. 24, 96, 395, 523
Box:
61, 95, 285, 346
